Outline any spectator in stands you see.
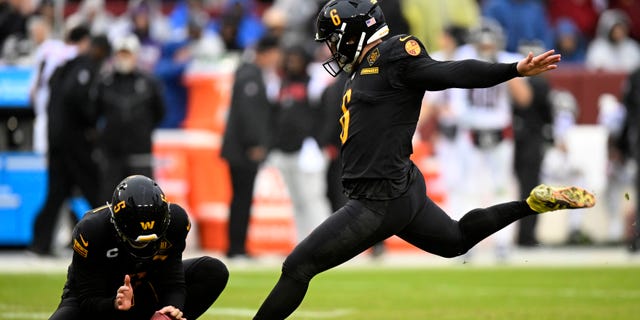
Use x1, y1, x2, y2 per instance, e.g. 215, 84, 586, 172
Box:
167, 0, 210, 42
0, 0, 36, 62
402, 0, 479, 52
547, 0, 600, 40
154, 16, 205, 128
221, 34, 281, 259
586, 9, 640, 72
481, 0, 553, 53
261, 5, 287, 40
128, 4, 164, 70
93, 34, 165, 201
210, 0, 266, 52
29, 32, 111, 257
67, 0, 114, 36
609, 0, 640, 42
154, 40, 189, 128
109, 1, 169, 72
553, 18, 588, 65
269, 0, 319, 47
216, 8, 244, 52
269, 44, 332, 243
35, 0, 56, 33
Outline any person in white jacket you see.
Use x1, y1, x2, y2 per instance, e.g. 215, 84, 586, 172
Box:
586, 9, 640, 72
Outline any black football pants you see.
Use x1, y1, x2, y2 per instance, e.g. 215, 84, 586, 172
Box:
254, 168, 536, 319
32, 147, 101, 255
226, 164, 259, 257
49, 256, 229, 320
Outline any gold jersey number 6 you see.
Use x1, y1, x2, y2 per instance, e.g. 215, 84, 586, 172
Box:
339, 89, 352, 144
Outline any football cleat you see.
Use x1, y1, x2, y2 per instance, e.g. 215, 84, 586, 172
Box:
526, 184, 596, 214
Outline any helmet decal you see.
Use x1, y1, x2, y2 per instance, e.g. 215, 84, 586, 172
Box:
365, 17, 376, 27
140, 221, 156, 230
113, 200, 126, 213
330, 9, 341, 26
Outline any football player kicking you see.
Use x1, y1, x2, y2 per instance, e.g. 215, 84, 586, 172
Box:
253, 0, 596, 319
49, 175, 229, 320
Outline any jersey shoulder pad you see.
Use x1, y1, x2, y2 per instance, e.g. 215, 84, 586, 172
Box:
384, 34, 427, 61
72, 207, 111, 259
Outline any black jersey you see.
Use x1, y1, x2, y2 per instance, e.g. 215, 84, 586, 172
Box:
62, 203, 190, 317
339, 34, 521, 200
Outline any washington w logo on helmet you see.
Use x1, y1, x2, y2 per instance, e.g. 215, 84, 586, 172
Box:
140, 221, 156, 230
315, 0, 389, 76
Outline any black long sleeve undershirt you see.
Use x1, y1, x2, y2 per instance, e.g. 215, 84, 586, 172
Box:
402, 56, 521, 91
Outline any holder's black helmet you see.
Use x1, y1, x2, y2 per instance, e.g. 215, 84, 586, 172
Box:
110, 175, 170, 260
315, 0, 389, 76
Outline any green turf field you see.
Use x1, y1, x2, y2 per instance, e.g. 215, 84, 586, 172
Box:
1, 266, 638, 319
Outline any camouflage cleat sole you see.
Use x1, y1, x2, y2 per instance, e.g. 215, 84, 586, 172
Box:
526, 184, 596, 214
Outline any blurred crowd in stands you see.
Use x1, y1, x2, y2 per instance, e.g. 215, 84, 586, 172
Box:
2, 0, 640, 71
2, 0, 640, 134
2, 0, 640, 256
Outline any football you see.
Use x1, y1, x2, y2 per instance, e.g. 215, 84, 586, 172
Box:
150, 311, 173, 320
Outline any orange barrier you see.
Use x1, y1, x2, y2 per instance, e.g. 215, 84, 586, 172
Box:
153, 141, 190, 213
177, 72, 234, 252
152, 129, 232, 251
246, 166, 296, 255
182, 73, 233, 132
195, 165, 297, 256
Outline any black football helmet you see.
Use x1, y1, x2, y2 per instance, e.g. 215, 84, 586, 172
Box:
315, 0, 389, 76
110, 175, 170, 260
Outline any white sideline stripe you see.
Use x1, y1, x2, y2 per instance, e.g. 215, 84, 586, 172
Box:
206, 307, 354, 318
